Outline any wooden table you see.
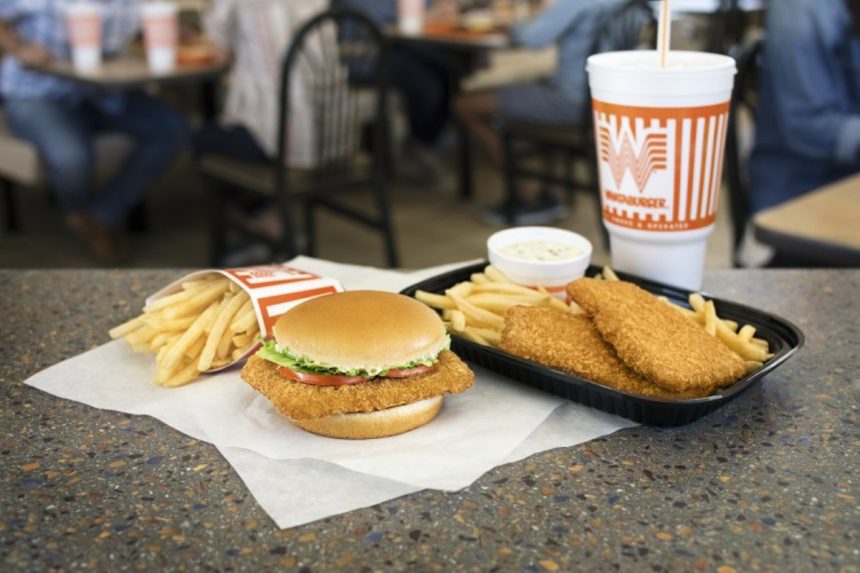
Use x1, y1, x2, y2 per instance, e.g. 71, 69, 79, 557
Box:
32, 51, 230, 118
386, 23, 510, 51
753, 173, 860, 266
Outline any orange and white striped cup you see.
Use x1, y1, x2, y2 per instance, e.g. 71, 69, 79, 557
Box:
65, 2, 103, 72
587, 50, 736, 290
142, 1, 179, 73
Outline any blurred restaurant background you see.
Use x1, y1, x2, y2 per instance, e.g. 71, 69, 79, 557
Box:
0, 0, 857, 270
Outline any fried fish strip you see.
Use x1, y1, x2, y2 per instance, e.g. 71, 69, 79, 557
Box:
566, 279, 747, 392
500, 306, 709, 400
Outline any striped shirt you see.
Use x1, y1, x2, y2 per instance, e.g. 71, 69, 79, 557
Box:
0, 0, 141, 102
204, 0, 329, 167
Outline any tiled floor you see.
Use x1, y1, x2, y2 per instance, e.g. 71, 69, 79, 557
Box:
0, 151, 734, 271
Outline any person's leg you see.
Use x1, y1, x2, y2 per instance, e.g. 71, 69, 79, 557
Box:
4, 98, 96, 213
90, 91, 190, 228
452, 91, 503, 168
192, 123, 269, 162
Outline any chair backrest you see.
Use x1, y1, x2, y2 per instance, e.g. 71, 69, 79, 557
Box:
277, 7, 389, 173
724, 32, 764, 264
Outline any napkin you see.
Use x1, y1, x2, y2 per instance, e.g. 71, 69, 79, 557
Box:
25, 257, 635, 528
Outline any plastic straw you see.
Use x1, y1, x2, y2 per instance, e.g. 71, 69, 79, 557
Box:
657, 0, 671, 68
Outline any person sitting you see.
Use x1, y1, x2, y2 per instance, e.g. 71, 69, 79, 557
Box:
0, 0, 189, 264
334, 0, 461, 184
452, 0, 643, 225
749, 0, 860, 215
191, 0, 329, 249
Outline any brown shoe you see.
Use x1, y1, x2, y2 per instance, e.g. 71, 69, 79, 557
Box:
65, 212, 129, 265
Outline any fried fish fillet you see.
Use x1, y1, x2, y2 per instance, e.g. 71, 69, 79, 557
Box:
566, 278, 747, 392
500, 306, 709, 399
240, 350, 474, 420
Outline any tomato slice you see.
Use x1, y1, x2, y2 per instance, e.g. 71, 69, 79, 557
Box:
384, 364, 437, 378
277, 366, 365, 386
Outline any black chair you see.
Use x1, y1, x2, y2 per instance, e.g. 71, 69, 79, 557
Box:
498, 0, 655, 229
724, 32, 764, 266
196, 7, 399, 267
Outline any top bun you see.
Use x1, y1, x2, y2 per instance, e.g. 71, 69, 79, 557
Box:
273, 291, 448, 372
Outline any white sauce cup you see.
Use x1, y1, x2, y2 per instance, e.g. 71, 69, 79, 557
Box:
487, 227, 593, 300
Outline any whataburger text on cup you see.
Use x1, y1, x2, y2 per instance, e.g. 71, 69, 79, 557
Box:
587, 50, 736, 290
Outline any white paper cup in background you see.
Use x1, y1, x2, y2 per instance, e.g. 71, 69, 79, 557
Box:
65, 2, 103, 72
587, 50, 736, 290
397, 0, 425, 34
142, 1, 179, 73
487, 227, 593, 300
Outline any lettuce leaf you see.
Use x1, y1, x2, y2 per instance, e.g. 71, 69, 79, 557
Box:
257, 335, 450, 378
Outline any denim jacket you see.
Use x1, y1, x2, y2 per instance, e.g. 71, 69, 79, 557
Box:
749, 0, 860, 212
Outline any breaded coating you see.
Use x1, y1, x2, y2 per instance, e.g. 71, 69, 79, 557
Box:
500, 306, 708, 400
240, 351, 474, 420
566, 278, 747, 392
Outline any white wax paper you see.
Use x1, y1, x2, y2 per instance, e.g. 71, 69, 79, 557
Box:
25, 257, 635, 528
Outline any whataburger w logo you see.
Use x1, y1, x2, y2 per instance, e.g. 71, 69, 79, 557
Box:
598, 123, 668, 193
593, 100, 730, 232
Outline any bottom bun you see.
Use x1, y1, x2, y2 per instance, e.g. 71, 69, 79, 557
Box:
290, 396, 444, 439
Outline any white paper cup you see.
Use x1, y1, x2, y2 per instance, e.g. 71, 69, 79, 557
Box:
587, 50, 736, 290
142, 1, 179, 73
487, 227, 593, 300
65, 2, 103, 72
397, 0, 425, 34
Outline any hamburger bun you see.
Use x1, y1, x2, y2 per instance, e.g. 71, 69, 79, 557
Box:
290, 396, 443, 439
273, 291, 449, 373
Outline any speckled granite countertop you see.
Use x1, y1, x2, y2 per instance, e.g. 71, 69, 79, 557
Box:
1, 269, 858, 572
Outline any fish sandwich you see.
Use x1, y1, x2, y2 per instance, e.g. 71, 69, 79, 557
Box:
240, 290, 474, 439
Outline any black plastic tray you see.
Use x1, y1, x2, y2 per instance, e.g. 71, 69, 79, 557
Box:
401, 262, 804, 426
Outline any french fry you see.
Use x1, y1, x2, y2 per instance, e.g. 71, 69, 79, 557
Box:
738, 324, 756, 343
231, 332, 255, 349
230, 306, 258, 334
415, 290, 456, 310
162, 301, 219, 371
464, 326, 502, 346
472, 282, 545, 299
143, 316, 196, 331
460, 328, 490, 346
465, 293, 537, 314
602, 266, 620, 281
109, 315, 145, 339
485, 265, 512, 283
161, 359, 200, 388
470, 273, 490, 285
746, 360, 764, 373
446, 281, 473, 298
164, 280, 230, 319
449, 309, 466, 332
199, 292, 248, 371
703, 300, 718, 336
449, 293, 505, 330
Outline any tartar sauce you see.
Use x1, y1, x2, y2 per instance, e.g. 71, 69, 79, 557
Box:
498, 240, 581, 262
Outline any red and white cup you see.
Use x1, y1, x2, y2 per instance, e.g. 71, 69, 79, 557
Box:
397, 0, 425, 34
65, 2, 103, 72
587, 50, 736, 290
145, 264, 344, 372
142, 1, 179, 73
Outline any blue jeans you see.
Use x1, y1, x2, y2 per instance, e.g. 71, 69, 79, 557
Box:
4, 91, 189, 229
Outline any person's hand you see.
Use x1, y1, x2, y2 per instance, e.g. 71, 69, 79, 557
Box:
15, 43, 51, 67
